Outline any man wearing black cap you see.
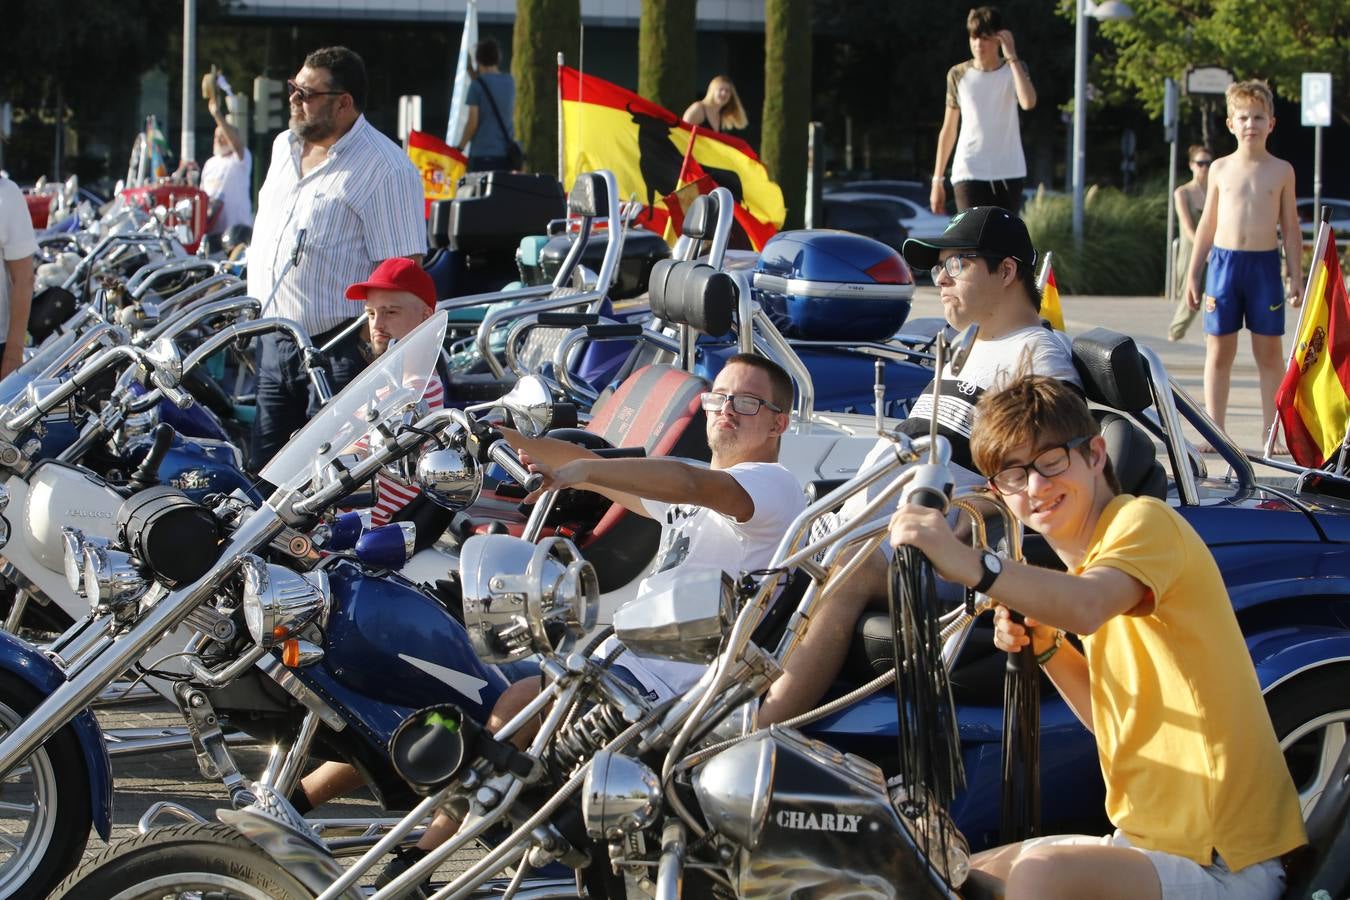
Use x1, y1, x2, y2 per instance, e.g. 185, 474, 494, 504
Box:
760, 206, 1081, 724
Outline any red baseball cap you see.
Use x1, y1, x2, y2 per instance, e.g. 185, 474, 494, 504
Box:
345, 257, 437, 310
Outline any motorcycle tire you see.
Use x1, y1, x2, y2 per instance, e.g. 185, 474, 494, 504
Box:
50, 822, 313, 900
1268, 663, 1350, 818
0, 671, 91, 900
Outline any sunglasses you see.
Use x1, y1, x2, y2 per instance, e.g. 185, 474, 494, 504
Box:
287, 79, 346, 103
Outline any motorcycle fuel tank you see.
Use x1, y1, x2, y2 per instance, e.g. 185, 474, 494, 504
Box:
315, 560, 508, 735
22, 461, 124, 571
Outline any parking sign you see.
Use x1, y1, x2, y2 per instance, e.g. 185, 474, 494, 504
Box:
1302, 73, 1332, 127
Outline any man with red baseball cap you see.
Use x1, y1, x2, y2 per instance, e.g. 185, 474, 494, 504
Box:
345, 255, 437, 356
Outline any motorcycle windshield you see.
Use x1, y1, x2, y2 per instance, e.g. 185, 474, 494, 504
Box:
260, 312, 448, 493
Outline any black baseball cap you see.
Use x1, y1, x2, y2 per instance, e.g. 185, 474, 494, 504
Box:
902, 206, 1038, 272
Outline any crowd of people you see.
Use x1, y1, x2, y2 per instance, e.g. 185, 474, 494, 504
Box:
0, 16, 1323, 898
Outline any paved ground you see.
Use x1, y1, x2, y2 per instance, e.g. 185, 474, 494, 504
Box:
909, 285, 1304, 477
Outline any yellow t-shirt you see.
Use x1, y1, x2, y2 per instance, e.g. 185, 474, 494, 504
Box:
1076, 494, 1306, 870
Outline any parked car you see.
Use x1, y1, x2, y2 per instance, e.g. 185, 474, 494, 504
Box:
824, 190, 950, 240
817, 195, 908, 254
1298, 196, 1350, 241
833, 178, 932, 207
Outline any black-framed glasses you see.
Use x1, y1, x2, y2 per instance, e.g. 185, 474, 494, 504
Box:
700, 391, 782, 416
988, 436, 1091, 495
287, 79, 346, 103
930, 252, 990, 283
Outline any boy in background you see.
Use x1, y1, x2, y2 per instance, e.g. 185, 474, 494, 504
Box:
1185, 80, 1301, 452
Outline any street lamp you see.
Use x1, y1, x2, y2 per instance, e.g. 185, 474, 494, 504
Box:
1072, 0, 1134, 245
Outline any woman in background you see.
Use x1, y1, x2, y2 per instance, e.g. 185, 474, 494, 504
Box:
682, 76, 748, 133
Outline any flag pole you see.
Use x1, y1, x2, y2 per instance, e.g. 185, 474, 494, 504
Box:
1265, 212, 1332, 459
1037, 251, 1054, 291
557, 52, 565, 187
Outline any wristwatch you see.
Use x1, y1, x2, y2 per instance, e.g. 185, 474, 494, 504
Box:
972, 551, 1002, 594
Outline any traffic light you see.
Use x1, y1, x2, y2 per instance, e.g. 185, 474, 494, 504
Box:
253, 77, 286, 133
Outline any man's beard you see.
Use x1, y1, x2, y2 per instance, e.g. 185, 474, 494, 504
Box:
291, 107, 336, 143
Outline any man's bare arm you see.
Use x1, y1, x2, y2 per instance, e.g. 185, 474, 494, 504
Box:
1, 256, 33, 377
498, 427, 649, 515
527, 455, 755, 522
458, 106, 480, 151
1186, 164, 1222, 309
210, 99, 246, 158
930, 106, 961, 214
1279, 162, 1303, 306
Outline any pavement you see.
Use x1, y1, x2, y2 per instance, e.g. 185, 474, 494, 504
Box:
908, 285, 1304, 477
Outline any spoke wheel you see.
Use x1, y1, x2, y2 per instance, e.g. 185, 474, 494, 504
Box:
1270, 665, 1350, 818
0, 672, 91, 899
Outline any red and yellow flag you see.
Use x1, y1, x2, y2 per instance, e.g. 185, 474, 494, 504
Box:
1276, 231, 1350, 467
1041, 264, 1065, 331
558, 65, 785, 250
406, 130, 467, 218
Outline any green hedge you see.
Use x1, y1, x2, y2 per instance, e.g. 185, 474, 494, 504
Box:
1022, 186, 1169, 296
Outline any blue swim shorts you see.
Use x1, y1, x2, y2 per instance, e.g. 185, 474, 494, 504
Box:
1202, 247, 1285, 336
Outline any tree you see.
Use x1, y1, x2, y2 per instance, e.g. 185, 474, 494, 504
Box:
762, 0, 811, 229
638, 0, 696, 113
1090, 0, 1350, 126
512, 0, 580, 182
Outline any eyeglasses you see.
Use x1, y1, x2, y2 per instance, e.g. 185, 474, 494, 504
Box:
700, 391, 782, 416
987, 436, 1091, 495
1192, 159, 1213, 167
930, 252, 997, 283
287, 79, 345, 103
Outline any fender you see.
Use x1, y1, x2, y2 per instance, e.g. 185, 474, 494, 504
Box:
0, 629, 112, 839
1246, 626, 1350, 694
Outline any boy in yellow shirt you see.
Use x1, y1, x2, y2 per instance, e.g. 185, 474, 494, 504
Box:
888, 375, 1305, 900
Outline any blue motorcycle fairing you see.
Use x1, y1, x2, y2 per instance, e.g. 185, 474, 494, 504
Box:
123, 432, 261, 504
1246, 626, 1350, 694
0, 630, 112, 840
289, 560, 507, 751
126, 380, 230, 443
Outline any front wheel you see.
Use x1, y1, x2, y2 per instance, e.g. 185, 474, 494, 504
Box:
0, 671, 91, 900
50, 823, 315, 900
1268, 664, 1350, 818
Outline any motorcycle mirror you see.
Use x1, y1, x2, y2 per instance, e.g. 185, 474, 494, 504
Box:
411, 446, 482, 510
498, 375, 554, 439
145, 337, 184, 384
946, 324, 979, 378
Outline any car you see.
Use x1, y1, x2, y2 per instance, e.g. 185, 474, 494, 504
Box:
833, 178, 932, 207
1298, 196, 1350, 241
823, 190, 950, 240
817, 195, 908, 254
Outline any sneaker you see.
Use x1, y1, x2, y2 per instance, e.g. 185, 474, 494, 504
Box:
373, 848, 431, 898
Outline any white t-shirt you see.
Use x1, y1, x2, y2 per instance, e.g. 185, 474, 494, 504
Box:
947, 60, 1028, 183
603, 461, 806, 700
0, 177, 39, 341
840, 324, 1080, 552
200, 148, 253, 234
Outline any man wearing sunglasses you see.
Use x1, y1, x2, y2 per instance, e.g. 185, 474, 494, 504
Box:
247, 46, 425, 469
760, 205, 1082, 724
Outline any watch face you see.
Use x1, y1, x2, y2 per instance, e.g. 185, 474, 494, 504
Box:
985, 552, 1002, 574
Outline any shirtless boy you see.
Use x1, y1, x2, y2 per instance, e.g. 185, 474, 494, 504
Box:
1185, 80, 1302, 452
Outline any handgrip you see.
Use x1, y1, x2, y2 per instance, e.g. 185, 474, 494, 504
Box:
487, 439, 544, 494
536, 313, 599, 328
585, 323, 643, 339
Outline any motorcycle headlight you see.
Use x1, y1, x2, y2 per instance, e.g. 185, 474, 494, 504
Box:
61, 527, 110, 597
238, 554, 328, 649
459, 535, 598, 663
81, 545, 148, 607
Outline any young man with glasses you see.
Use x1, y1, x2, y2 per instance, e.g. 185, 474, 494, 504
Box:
760, 205, 1081, 724
890, 375, 1305, 900
247, 45, 425, 469
366, 353, 806, 890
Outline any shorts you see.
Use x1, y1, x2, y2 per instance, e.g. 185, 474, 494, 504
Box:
953, 178, 1025, 214
1016, 831, 1286, 900
1202, 247, 1285, 336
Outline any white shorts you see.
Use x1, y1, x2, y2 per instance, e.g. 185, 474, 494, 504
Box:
1017, 831, 1286, 900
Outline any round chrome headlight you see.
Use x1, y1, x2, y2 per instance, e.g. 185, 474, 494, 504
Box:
238, 554, 328, 649
62, 527, 112, 597
81, 545, 147, 607
459, 534, 598, 663
411, 446, 481, 510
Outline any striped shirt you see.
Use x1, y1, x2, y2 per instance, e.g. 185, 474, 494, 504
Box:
371, 373, 447, 527
247, 116, 425, 337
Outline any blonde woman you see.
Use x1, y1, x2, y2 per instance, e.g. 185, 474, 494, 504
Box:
682, 75, 748, 133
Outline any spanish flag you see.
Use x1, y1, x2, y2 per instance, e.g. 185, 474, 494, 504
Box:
406, 130, 467, 218
559, 65, 785, 249
1040, 263, 1065, 331
1275, 231, 1350, 467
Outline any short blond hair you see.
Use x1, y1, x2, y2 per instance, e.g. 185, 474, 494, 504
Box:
1226, 79, 1274, 117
